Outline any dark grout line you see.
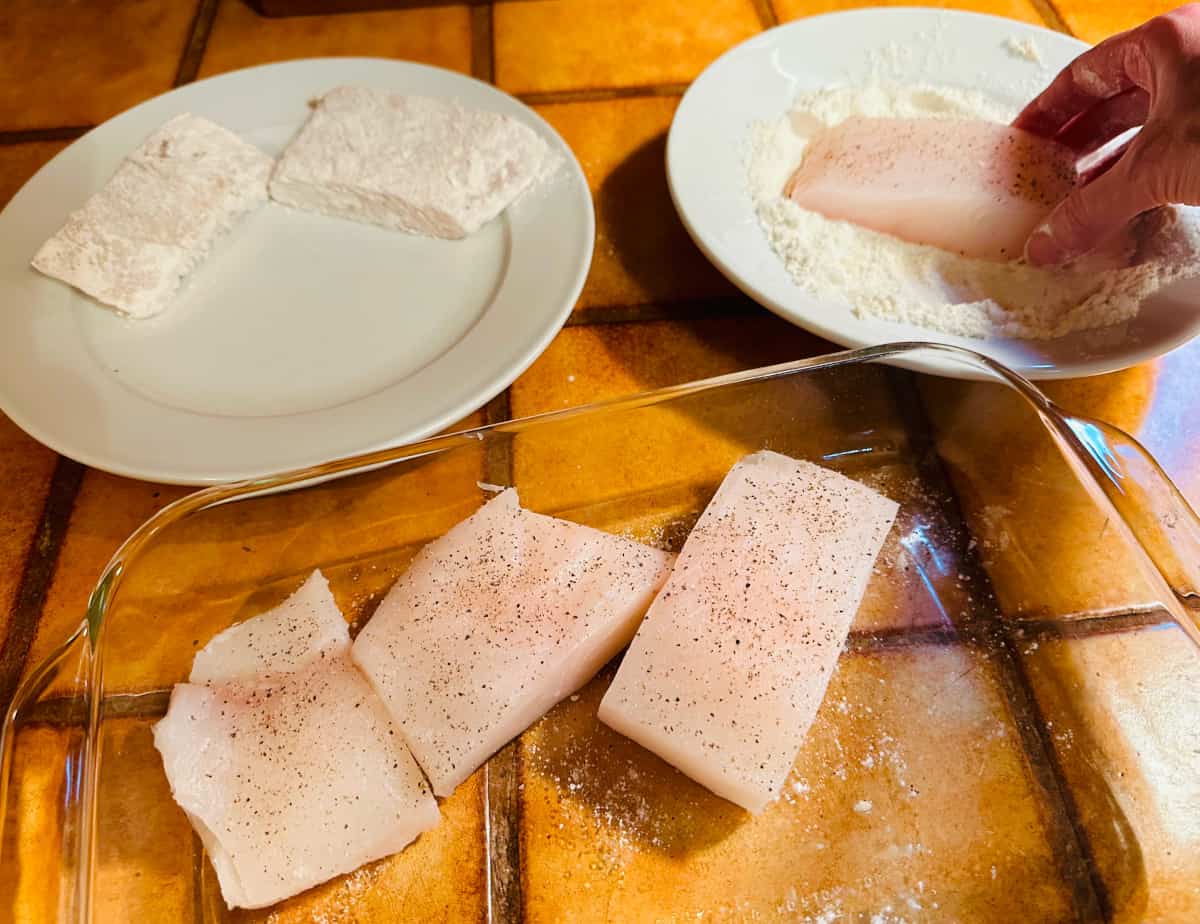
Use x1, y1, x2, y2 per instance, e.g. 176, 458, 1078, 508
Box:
482, 390, 513, 486
486, 741, 524, 924
0, 125, 91, 146
565, 297, 765, 327
752, 0, 779, 30
845, 624, 958, 652
174, 0, 221, 87
18, 690, 172, 727
17, 697, 86, 726
192, 830, 207, 922
13, 628, 963, 729
12, 625, 957, 726
519, 82, 689, 107
248, 0, 490, 12
483, 389, 511, 427
883, 368, 1001, 642
1016, 606, 1173, 641
1029, 0, 1074, 35
0, 458, 85, 719
481, 388, 522, 920
470, 3, 496, 85
987, 636, 1110, 922
893, 369, 1110, 922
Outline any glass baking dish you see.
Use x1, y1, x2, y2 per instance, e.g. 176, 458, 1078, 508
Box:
2, 342, 1198, 924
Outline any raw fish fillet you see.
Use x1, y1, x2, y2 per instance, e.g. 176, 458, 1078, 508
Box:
784, 117, 1078, 262
352, 489, 674, 797
154, 571, 438, 910
598, 452, 899, 814
188, 570, 348, 683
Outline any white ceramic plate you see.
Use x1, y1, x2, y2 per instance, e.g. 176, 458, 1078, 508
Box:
667, 8, 1200, 380
0, 58, 593, 484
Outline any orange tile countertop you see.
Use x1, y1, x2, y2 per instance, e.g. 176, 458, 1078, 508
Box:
2, 2, 1199, 923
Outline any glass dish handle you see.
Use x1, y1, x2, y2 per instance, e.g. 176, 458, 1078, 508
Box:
1055, 411, 1200, 648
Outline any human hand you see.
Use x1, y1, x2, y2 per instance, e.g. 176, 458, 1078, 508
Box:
1014, 4, 1200, 266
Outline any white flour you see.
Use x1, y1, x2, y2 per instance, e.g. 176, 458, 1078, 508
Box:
747, 84, 1200, 340
1003, 36, 1043, 64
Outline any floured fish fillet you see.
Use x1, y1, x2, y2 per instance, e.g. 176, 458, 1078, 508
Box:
270, 86, 551, 239
784, 117, 1078, 262
32, 114, 272, 318
154, 571, 438, 910
598, 451, 899, 814
352, 489, 673, 797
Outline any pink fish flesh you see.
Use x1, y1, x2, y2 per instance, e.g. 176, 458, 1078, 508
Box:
352, 489, 674, 797
598, 451, 899, 813
784, 117, 1078, 262
153, 571, 438, 909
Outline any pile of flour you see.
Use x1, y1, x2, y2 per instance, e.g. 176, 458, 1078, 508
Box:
747, 84, 1200, 340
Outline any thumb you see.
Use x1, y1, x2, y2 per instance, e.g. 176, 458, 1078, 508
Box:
1025, 149, 1160, 266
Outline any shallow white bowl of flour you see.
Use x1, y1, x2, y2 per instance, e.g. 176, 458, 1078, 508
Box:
667, 8, 1200, 379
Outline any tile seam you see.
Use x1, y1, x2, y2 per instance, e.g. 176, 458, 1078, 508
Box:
16, 599, 1177, 731
192, 830, 207, 922
893, 368, 1110, 922
471, 3, 496, 84
0, 125, 91, 145
1029, 0, 1074, 35
486, 740, 523, 924
0, 457, 85, 717
483, 389, 513, 486
519, 83, 689, 106
174, 0, 221, 87
988, 634, 1111, 921
1017, 606, 1172, 639
752, 0, 779, 30
565, 298, 764, 327
482, 386, 521, 923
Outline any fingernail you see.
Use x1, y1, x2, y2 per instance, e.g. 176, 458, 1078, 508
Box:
1025, 227, 1073, 266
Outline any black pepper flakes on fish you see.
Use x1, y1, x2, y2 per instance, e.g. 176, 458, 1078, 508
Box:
597, 451, 899, 815
351, 488, 673, 798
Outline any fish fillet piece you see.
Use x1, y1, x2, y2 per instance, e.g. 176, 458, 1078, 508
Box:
784, 116, 1078, 262
154, 571, 438, 910
270, 86, 550, 239
32, 114, 272, 318
598, 451, 899, 814
352, 489, 674, 797
189, 570, 349, 683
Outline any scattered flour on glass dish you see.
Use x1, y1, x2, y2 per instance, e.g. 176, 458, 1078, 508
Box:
747, 83, 1200, 340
